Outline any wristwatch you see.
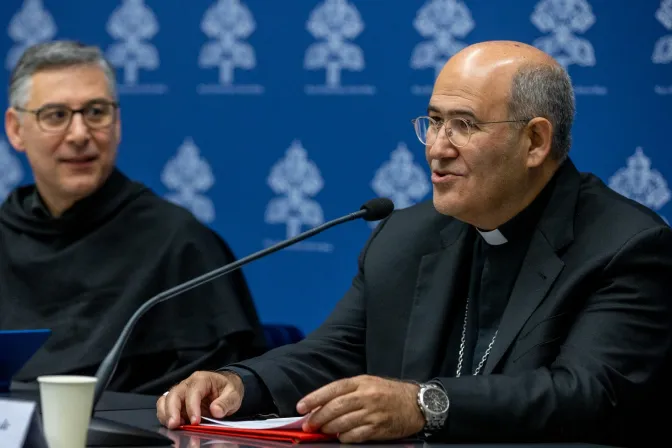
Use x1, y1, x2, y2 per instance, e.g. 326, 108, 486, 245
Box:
416, 382, 449, 435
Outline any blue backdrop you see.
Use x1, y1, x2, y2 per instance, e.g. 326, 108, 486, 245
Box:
1, 0, 670, 335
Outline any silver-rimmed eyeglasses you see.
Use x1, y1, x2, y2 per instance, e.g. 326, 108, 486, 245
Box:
411, 116, 529, 147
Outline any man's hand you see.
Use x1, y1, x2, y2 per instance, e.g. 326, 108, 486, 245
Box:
156, 371, 244, 429
296, 375, 425, 443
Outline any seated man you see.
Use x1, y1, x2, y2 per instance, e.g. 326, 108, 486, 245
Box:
158, 41, 672, 445
0, 40, 267, 394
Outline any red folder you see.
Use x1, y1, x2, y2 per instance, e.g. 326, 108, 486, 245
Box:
179, 424, 337, 443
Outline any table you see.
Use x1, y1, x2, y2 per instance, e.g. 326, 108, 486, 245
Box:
4, 383, 618, 448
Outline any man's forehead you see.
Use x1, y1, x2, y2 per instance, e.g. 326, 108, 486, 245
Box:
29, 65, 112, 106
427, 96, 479, 117
429, 73, 512, 117
428, 87, 506, 118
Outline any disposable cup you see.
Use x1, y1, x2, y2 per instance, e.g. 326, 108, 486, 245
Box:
37, 375, 97, 448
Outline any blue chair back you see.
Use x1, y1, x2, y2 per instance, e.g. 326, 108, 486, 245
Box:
263, 324, 304, 349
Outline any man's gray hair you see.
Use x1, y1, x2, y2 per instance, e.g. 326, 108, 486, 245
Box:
8, 40, 117, 108
508, 63, 575, 163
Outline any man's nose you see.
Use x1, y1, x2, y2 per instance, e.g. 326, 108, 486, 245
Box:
65, 113, 90, 145
427, 128, 459, 160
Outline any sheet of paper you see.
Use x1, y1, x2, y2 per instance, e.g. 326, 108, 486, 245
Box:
0, 398, 36, 448
201, 415, 308, 430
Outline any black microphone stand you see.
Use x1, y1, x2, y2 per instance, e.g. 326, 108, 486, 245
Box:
85, 201, 389, 446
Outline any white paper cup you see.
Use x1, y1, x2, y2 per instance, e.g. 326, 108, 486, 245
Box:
37, 375, 97, 448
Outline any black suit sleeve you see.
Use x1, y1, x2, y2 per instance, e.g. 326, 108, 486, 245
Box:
226, 218, 392, 416
221, 366, 278, 417
432, 226, 672, 444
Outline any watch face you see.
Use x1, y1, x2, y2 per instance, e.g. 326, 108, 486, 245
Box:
423, 388, 449, 413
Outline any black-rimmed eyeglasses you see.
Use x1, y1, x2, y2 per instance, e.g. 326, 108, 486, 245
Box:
14, 100, 119, 133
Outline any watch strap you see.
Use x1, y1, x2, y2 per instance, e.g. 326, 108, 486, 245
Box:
417, 382, 449, 435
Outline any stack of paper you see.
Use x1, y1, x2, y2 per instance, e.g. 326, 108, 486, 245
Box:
179, 415, 336, 443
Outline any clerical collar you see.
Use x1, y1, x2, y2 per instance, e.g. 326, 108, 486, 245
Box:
475, 174, 557, 246
476, 228, 508, 245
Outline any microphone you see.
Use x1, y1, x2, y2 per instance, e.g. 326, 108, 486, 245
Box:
85, 198, 394, 446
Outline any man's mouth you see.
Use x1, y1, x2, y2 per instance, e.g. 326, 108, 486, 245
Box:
431, 170, 463, 183
61, 155, 98, 164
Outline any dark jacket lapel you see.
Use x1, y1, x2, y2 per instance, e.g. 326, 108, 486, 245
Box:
482, 229, 564, 373
483, 160, 581, 374
400, 218, 473, 381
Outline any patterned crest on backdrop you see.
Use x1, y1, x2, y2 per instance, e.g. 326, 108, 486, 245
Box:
0, 0, 669, 334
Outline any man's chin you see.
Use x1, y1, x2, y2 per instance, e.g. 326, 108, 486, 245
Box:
432, 193, 462, 217
60, 176, 103, 199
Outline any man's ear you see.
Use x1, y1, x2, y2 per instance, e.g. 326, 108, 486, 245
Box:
524, 117, 553, 168
5, 107, 26, 153
115, 107, 121, 144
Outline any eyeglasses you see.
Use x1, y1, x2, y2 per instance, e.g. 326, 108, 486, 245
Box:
14, 100, 119, 133
411, 116, 529, 147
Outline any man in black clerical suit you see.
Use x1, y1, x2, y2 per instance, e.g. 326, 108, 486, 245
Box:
157, 41, 672, 445
0, 41, 267, 394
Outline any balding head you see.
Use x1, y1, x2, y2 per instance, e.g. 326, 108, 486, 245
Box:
434, 41, 559, 116
433, 40, 574, 162
443, 40, 558, 72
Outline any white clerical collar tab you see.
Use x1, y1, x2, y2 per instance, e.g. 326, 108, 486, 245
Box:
477, 228, 508, 245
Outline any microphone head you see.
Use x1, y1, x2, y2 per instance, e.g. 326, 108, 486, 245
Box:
360, 198, 395, 221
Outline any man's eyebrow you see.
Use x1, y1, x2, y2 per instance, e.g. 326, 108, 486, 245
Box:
35, 98, 114, 109
33, 102, 67, 110
427, 105, 478, 119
